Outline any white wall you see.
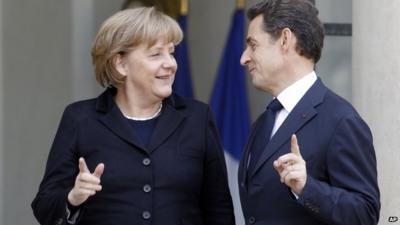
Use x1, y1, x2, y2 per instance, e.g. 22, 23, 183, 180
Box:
1, 0, 72, 224
71, 0, 98, 101
0, 0, 5, 223
353, 1, 400, 224
317, 0, 352, 102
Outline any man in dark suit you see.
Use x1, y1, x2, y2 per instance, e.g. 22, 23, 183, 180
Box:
238, 1, 380, 225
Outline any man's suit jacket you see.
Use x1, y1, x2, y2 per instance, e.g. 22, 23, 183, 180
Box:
32, 88, 235, 225
238, 79, 380, 225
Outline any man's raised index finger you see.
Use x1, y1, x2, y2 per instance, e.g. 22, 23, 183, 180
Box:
291, 134, 301, 156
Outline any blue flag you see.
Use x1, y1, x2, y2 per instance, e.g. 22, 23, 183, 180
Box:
210, 9, 250, 160
209, 9, 249, 225
173, 15, 194, 98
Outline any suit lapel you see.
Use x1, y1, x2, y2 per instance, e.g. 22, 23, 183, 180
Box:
249, 79, 327, 178
239, 112, 267, 189
97, 90, 146, 150
147, 103, 186, 153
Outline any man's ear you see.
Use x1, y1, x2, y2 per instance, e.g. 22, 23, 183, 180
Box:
280, 28, 294, 51
114, 54, 127, 77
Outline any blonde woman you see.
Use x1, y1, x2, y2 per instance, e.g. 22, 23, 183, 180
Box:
32, 7, 235, 225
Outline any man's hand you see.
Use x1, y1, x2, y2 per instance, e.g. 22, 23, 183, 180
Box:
68, 157, 104, 206
273, 134, 307, 195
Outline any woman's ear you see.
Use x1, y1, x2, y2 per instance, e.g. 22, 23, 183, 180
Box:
114, 54, 127, 77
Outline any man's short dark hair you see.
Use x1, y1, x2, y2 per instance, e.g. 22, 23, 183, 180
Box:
248, 0, 324, 63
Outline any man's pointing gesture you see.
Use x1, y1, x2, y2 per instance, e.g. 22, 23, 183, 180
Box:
273, 134, 307, 195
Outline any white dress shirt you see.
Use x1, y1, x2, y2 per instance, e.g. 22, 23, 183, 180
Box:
271, 71, 317, 137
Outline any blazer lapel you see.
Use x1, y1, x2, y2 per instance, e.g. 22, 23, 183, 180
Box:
96, 88, 146, 150
250, 79, 327, 178
146, 105, 186, 153
147, 97, 186, 153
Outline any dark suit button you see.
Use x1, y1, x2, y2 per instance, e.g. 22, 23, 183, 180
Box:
248, 216, 256, 224
240, 182, 245, 188
142, 211, 151, 219
143, 184, 152, 193
304, 199, 311, 207
143, 158, 151, 166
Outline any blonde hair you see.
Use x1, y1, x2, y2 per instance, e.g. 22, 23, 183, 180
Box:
91, 7, 183, 87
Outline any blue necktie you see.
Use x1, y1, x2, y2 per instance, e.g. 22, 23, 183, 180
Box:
248, 98, 283, 172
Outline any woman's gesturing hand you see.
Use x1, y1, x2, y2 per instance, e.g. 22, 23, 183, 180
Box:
67, 157, 104, 206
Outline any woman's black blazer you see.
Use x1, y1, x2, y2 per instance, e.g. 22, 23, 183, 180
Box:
32, 88, 235, 225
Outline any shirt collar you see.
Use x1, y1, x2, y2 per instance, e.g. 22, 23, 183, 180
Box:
276, 71, 317, 113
